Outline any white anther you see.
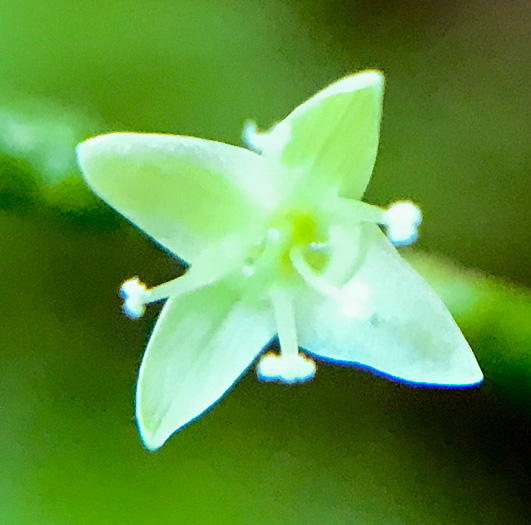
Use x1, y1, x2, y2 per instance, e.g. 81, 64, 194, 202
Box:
119, 277, 147, 319
242, 120, 290, 156
257, 352, 316, 383
242, 265, 255, 278
242, 121, 268, 153
384, 201, 422, 246
309, 241, 328, 252
267, 228, 281, 242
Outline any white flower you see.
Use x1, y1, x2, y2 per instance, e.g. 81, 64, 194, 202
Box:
76, 71, 483, 450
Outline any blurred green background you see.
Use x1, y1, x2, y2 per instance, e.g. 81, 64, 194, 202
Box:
0, 0, 529, 523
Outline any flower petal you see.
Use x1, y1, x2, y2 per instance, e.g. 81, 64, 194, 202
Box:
136, 278, 275, 451
77, 132, 273, 262
262, 71, 384, 200
296, 224, 483, 386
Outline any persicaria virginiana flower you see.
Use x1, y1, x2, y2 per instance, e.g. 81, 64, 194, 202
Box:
76, 71, 483, 451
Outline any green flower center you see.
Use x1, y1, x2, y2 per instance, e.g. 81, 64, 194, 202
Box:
275, 209, 329, 276
244, 208, 330, 288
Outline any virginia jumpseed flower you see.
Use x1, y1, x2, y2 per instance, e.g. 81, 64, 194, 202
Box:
76, 71, 483, 450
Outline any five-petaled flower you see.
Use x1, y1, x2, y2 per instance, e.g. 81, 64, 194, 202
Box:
76, 71, 483, 451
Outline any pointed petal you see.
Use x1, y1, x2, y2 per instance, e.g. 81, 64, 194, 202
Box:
77, 133, 272, 262
136, 279, 274, 450
296, 225, 483, 386
262, 71, 384, 200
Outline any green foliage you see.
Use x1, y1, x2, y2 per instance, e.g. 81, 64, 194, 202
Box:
0, 94, 104, 215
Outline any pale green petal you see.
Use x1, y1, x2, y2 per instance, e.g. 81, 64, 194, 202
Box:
262, 71, 384, 200
77, 132, 273, 262
296, 224, 483, 386
136, 279, 275, 451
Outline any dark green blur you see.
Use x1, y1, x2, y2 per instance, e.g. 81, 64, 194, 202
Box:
0, 1, 529, 523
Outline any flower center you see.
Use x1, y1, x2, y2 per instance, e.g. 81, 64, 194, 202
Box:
243, 208, 330, 286
276, 209, 329, 276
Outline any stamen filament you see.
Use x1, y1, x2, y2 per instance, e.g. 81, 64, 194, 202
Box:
143, 277, 182, 303
270, 285, 299, 359
290, 246, 343, 301
329, 197, 421, 246
290, 245, 371, 319
121, 237, 245, 318
139, 264, 231, 306
258, 284, 316, 383
331, 197, 387, 225
242, 120, 266, 153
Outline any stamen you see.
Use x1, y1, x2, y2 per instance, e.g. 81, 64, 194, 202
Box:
242, 265, 255, 277
331, 196, 422, 246
120, 276, 186, 319
257, 352, 315, 383
383, 201, 422, 246
242, 120, 291, 157
120, 277, 148, 319
267, 227, 281, 242
309, 241, 328, 251
270, 286, 298, 359
121, 267, 232, 319
290, 246, 344, 301
121, 267, 227, 319
121, 237, 246, 319
257, 285, 316, 383
143, 277, 182, 303
290, 245, 371, 319
330, 198, 387, 225
242, 121, 267, 153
